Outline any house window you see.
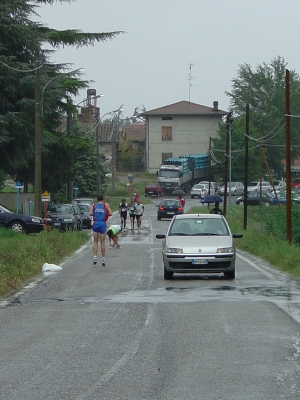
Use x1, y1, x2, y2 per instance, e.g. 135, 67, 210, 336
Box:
162, 152, 172, 163
162, 126, 172, 141
162, 117, 173, 120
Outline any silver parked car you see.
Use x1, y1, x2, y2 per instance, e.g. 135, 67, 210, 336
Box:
247, 181, 272, 194
219, 182, 244, 196
156, 214, 243, 280
271, 180, 286, 193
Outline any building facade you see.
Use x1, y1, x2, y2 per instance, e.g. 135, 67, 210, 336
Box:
140, 100, 228, 173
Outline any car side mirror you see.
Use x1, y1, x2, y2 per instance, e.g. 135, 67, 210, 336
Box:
233, 233, 243, 238
156, 234, 166, 239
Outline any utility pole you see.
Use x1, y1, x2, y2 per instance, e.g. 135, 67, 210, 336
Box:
111, 122, 116, 192
223, 114, 230, 217
285, 69, 292, 243
244, 104, 249, 229
34, 43, 42, 217
95, 107, 101, 194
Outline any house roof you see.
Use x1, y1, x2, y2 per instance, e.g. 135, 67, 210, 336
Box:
122, 122, 146, 142
140, 100, 228, 117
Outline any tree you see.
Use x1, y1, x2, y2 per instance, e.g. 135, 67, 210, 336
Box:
224, 56, 300, 177
0, 0, 123, 191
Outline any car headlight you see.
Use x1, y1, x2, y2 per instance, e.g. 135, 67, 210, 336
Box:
166, 247, 183, 253
31, 218, 41, 223
63, 218, 73, 222
217, 247, 234, 253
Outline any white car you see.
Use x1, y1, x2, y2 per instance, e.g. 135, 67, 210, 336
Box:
271, 180, 286, 193
247, 181, 272, 194
190, 183, 210, 198
219, 182, 244, 196
156, 214, 243, 280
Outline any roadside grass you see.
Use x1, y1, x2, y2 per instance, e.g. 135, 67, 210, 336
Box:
190, 204, 300, 279
0, 228, 88, 298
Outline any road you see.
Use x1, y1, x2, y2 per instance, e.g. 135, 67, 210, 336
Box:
1, 198, 300, 399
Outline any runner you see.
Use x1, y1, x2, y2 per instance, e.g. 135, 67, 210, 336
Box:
89, 194, 112, 266
107, 224, 122, 248
128, 196, 136, 229
134, 199, 144, 230
118, 198, 128, 230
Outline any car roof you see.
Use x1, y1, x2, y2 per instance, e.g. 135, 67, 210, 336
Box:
173, 213, 223, 220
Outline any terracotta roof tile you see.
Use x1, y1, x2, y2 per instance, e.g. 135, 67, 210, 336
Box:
122, 122, 146, 142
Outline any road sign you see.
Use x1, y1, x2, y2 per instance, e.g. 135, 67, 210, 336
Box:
15, 181, 23, 189
42, 191, 50, 202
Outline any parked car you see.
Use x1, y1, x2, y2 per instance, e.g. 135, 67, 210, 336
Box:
247, 181, 272, 194
271, 180, 286, 193
72, 198, 93, 206
145, 183, 163, 197
291, 178, 300, 188
77, 203, 93, 229
270, 192, 286, 205
199, 181, 216, 193
219, 182, 244, 196
190, 183, 210, 199
156, 213, 243, 279
45, 203, 82, 231
156, 199, 184, 220
236, 192, 273, 206
0, 204, 44, 234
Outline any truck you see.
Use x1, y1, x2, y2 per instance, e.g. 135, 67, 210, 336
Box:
157, 154, 209, 194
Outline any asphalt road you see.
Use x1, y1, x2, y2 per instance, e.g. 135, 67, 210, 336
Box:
1, 198, 300, 399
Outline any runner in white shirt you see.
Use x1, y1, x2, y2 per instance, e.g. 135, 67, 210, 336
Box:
134, 199, 144, 230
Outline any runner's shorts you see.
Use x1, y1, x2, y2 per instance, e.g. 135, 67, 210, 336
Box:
92, 221, 106, 234
120, 211, 127, 219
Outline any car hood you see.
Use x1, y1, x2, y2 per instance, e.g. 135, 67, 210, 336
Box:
47, 212, 73, 218
165, 236, 233, 253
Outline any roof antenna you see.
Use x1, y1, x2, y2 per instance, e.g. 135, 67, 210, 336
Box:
187, 62, 197, 102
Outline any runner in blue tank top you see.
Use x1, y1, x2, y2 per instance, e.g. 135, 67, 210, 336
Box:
89, 194, 112, 266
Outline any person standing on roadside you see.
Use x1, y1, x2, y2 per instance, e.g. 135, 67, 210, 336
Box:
118, 198, 128, 230
89, 194, 112, 266
129, 196, 136, 229
134, 198, 144, 230
178, 194, 186, 208
210, 202, 223, 215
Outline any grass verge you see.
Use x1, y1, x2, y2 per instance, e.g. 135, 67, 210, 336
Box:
0, 228, 88, 298
190, 204, 300, 279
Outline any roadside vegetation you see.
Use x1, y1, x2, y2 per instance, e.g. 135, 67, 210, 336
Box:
190, 204, 300, 279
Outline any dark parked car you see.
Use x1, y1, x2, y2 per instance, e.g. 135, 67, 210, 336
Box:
0, 204, 44, 234
77, 203, 93, 229
45, 203, 82, 231
156, 199, 184, 220
236, 192, 273, 206
72, 198, 93, 206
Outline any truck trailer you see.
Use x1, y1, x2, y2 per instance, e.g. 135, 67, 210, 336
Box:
158, 154, 208, 193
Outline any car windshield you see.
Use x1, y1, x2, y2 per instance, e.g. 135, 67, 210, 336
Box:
78, 204, 90, 212
169, 218, 229, 236
248, 182, 258, 187
161, 201, 180, 207
0, 205, 12, 213
48, 205, 71, 214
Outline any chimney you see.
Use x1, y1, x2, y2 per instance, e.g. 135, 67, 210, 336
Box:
213, 101, 218, 110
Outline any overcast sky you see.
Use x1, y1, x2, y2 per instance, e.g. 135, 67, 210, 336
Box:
35, 0, 300, 117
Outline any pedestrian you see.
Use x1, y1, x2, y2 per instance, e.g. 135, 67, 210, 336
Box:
89, 194, 112, 266
200, 187, 207, 206
133, 192, 140, 202
210, 202, 223, 215
134, 198, 144, 230
178, 194, 186, 208
214, 184, 219, 195
129, 196, 136, 229
107, 224, 122, 248
118, 198, 128, 230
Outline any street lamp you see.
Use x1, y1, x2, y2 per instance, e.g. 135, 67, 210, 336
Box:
41, 68, 85, 117
34, 63, 84, 216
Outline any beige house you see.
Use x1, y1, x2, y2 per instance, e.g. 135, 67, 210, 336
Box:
140, 100, 228, 173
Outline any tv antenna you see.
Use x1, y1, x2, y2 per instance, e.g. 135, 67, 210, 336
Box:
187, 62, 197, 101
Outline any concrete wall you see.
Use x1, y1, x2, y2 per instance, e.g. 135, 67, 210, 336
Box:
0, 193, 35, 214
146, 115, 222, 173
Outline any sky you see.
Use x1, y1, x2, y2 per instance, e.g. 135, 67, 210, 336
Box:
34, 0, 300, 118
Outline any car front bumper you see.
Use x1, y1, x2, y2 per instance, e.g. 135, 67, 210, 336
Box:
163, 253, 235, 274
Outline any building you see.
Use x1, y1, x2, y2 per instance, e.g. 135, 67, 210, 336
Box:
140, 100, 228, 173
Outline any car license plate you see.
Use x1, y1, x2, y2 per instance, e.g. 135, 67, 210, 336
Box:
54, 223, 61, 227
192, 259, 207, 264
167, 212, 175, 215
